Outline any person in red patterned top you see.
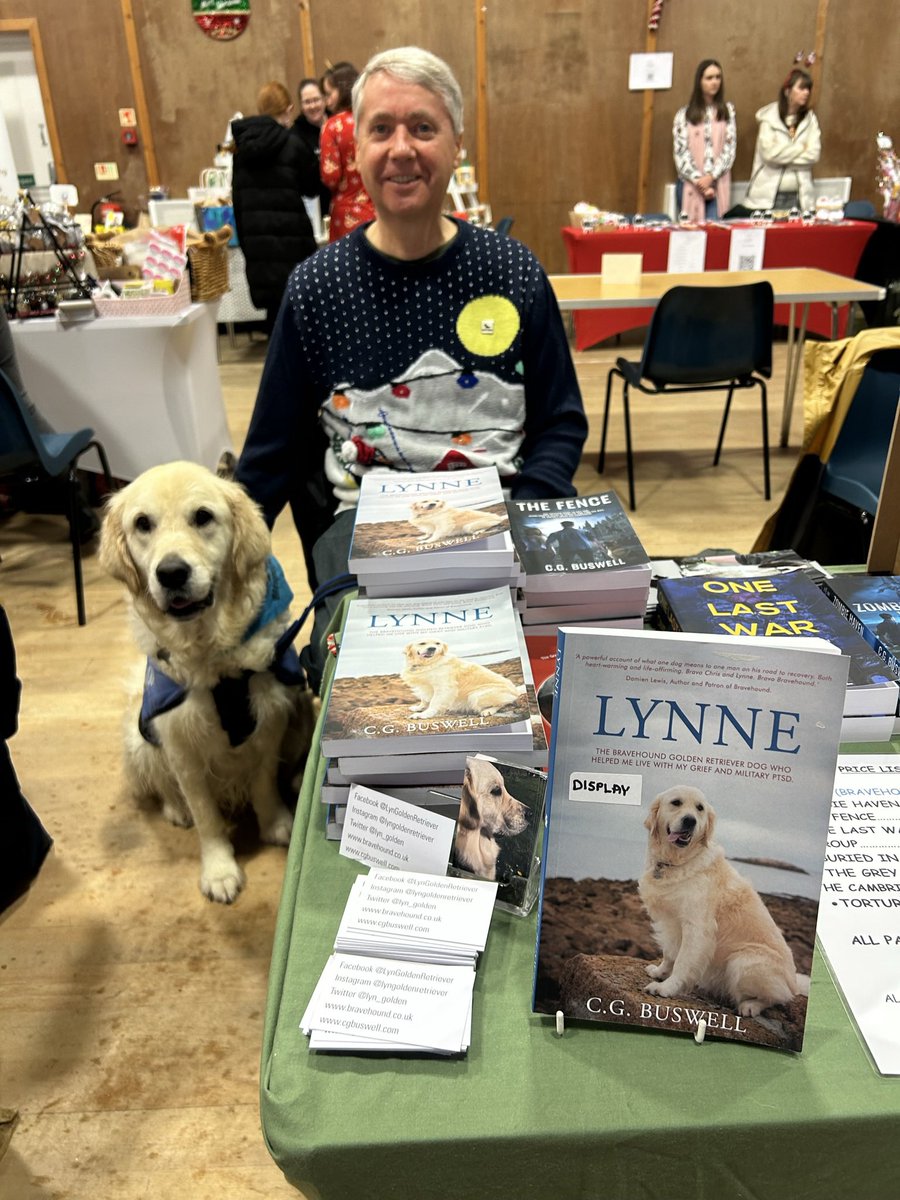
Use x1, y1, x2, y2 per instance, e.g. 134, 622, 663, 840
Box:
319, 62, 375, 241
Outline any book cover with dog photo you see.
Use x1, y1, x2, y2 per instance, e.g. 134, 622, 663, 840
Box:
348, 466, 512, 576
448, 755, 547, 916
657, 570, 900, 722
321, 586, 533, 758
507, 491, 651, 600
532, 626, 848, 1050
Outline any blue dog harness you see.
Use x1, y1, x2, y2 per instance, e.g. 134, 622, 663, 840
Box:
140, 557, 310, 748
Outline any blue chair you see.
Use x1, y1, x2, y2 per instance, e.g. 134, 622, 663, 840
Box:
598, 282, 774, 509
494, 216, 514, 237
820, 350, 900, 514
0, 368, 114, 625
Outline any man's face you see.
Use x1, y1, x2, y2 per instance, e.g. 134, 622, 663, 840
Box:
355, 73, 462, 223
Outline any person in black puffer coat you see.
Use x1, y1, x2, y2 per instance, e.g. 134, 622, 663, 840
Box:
231, 81, 319, 334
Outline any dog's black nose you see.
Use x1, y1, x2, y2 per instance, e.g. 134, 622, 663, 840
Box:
681, 815, 696, 830
156, 556, 191, 591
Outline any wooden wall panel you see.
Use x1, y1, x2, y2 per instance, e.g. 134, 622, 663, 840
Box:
307, 0, 476, 147
0, 1, 891, 269
133, 0, 304, 199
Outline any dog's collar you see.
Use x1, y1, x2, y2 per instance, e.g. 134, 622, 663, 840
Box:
652, 859, 686, 879
242, 556, 294, 643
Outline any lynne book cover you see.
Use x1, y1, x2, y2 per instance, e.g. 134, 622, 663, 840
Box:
348, 466, 510, 569
507, 491, 651, 593
657, 571, 899, 718
320, 586, 532, 758
532, 626, 848, 1050
819, 574, 900, 681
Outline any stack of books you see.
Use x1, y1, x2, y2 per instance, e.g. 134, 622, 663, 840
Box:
348, 466, 519, 598
656, 569, 900, 742
507, 490, 651, 634
818, 573, 900, 734
320, 585, 548, 801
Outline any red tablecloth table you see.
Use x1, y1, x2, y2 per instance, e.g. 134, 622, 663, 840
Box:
562, 221, 875, 350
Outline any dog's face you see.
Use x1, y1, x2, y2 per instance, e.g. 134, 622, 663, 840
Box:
459, 758, 530, 838
403, 640, 450, 668
645, 786, 716, 855
99, 461, 269, 622
409, 498, 447, 518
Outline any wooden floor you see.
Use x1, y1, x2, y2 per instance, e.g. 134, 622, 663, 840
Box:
0, 328, 806, 1198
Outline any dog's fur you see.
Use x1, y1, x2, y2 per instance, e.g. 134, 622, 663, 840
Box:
408, 497, 502, 544
638, 786, 807, 1017
401, 640, 522, 719
454, 758, 530, 881
100, 461, 315, 904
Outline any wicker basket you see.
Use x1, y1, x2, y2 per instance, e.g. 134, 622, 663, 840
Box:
85, 232, 125, 270
187, 226, 231, 302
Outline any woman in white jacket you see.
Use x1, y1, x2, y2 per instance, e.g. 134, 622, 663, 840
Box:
744, 68, 821, 212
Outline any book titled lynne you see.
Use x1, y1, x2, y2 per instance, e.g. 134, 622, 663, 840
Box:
349, 466, 515, 593
532, 626, 848, 1051
320, 586, 533, 758
657, 570, 900, 722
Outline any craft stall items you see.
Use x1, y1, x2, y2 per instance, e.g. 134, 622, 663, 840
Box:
877, 132, 900, 223
0, 199, 94, 317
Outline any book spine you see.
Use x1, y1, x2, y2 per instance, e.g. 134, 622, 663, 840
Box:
655, 585, 684, 632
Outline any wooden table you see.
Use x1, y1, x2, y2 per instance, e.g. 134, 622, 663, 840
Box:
550, 266, 887, 447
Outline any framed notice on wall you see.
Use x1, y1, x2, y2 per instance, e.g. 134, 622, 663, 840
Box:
628, 53, 673, 91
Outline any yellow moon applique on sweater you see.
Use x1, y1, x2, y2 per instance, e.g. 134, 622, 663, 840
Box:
456, 296, 520, 357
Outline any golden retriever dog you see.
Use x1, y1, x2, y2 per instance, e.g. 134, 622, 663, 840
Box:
408, 497, 503, 544
100, 461, 315, 904
453, 757, 530, 881
638, 786, 807, 1017
401, 640, 522, 719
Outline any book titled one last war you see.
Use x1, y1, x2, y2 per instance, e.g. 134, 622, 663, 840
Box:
533, 626, 848, 1051
656, 570, 899, 721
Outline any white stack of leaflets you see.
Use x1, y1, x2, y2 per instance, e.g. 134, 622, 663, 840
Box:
508, 490, 651, 633
334, 869, 497, 964
300, 869, 497, 1055
349, 466, 519, 597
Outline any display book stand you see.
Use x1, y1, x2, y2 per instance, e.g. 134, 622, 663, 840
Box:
1, 195, 94, 318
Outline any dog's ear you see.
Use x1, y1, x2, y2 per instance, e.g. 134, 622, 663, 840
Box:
644, 796, 661, 833
457, 775, 481, 831
98, 490, 142, 595
227, 481, 271, 580
702, 802, 717, 843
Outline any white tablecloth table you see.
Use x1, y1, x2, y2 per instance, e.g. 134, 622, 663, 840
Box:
10, 302, 232, 481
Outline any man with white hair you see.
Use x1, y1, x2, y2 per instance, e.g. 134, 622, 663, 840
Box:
236, 46, 586, 686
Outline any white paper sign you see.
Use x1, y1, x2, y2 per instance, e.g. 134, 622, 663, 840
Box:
728, 226, 766, 271
340, 784, 457, 874
667, 229, 707, 273
601, 253, 642, 284
816, 755, 900, 1075
628, 52, 673, 91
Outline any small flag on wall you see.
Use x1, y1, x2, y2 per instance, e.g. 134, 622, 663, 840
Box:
192, 0, 250, 41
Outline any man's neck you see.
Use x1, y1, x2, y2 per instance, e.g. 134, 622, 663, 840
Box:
365, 214, 458, 262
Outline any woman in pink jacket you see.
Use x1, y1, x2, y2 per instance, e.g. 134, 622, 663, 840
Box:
672, 59, 736, 221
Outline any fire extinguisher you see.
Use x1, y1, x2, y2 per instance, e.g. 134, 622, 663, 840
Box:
91, 191, 123, 232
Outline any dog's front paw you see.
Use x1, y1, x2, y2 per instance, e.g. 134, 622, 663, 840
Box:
645, 978, 682, 998
199, 846, 245, 904
161, 796, 193, 828
645, 962, 668, 981
738, 998, 766, 1017
259, 804, 293, 847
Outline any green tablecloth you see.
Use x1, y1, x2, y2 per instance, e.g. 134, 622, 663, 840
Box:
261, 637, 900, 1200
